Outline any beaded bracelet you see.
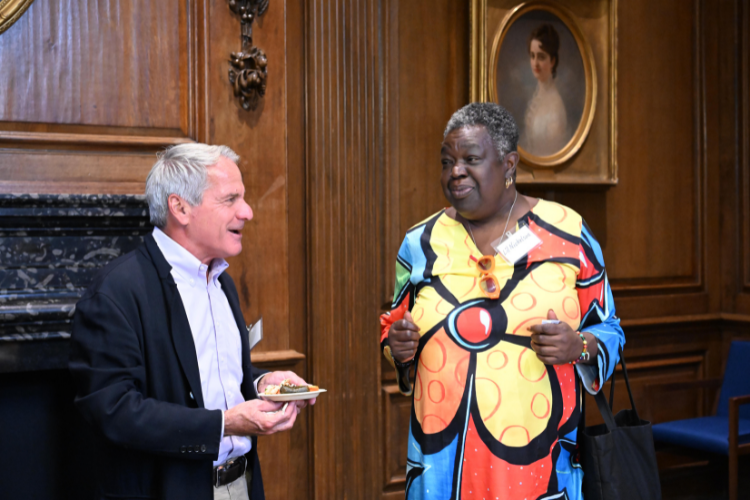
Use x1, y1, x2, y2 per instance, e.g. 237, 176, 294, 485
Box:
569, 332, 589, 365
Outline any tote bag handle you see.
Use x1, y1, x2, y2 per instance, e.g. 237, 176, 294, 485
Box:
582, 346, 639, 432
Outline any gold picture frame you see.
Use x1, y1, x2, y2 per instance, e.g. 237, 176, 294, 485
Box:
0, 0, 35, 35
472, 0, 617, 185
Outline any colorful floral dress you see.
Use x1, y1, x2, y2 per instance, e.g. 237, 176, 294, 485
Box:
380, 199, 624, 500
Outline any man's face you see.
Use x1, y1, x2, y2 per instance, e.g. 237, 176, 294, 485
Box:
185, 156, 253, 263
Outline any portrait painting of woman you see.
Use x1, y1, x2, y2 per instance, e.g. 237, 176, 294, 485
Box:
491, 6, 593, 165
525, 24, 568, 156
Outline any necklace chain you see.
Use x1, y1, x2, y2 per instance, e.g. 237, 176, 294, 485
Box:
466, 190, 518, 256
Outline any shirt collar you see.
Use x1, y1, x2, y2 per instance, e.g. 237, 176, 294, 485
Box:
152, 227, 229, 284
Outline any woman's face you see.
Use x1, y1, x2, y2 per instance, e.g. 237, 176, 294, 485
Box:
529, 39, 554, 83
441, 126, 512, 221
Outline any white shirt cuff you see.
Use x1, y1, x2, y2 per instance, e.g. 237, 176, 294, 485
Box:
220, 410, 225, 441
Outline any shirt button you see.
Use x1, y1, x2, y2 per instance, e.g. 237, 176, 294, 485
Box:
190, 279, 195, 285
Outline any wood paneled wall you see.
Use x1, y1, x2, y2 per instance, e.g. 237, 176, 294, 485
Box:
0, 0, 200, 194
729, 0, 750, 315
0, 0, 748, 498
305, 0, 384, 497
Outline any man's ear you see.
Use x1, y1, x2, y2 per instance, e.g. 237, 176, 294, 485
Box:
167, 194, 191, 227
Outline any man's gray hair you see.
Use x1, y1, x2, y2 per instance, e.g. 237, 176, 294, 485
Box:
145, 143, 240, 228
444, 102, 519, 158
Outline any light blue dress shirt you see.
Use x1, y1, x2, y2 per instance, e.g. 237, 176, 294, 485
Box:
153, 227, 252, 466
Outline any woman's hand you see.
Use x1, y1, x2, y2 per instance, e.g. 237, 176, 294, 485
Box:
389, 311, 421, 363
528, 310, 595, 365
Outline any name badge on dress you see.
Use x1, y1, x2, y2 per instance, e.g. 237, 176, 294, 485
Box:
492, 225, 543, 264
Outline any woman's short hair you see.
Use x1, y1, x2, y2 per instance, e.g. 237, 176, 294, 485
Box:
528, 23, 560, 77
145, 143, 240, 228
444, 102, 519, 159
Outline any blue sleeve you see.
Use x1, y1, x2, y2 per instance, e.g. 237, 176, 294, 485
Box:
575, 221, 626, 395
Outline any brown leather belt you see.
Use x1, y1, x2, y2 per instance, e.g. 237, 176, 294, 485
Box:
214, 455, 247, 488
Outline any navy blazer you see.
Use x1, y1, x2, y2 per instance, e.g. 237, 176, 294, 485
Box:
69, 234, 266, 500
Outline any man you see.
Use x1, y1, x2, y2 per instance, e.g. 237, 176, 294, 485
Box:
69, 143, 313, 500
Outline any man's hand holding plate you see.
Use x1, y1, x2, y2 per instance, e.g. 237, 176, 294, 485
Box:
257, 370, 317, 411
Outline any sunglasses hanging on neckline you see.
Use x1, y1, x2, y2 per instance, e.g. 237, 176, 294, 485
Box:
472, 255, 500, 300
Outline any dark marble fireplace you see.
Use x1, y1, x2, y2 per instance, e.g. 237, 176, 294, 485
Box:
0, 194, 152, 371
0, 194, 152, 499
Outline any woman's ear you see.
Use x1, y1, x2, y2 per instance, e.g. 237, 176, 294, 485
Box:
504, 151, 520, 179
167, 194, 191, 227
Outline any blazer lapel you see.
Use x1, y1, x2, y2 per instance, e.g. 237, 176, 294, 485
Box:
219, 273, 256, 399
143, 235, 206, 408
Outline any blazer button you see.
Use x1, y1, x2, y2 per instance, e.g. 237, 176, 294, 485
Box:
201, 444, 207, 452
180, 446, 186, 453
189, 392, 195, 400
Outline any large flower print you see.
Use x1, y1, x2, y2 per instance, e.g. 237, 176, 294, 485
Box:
408, 291, 579, 499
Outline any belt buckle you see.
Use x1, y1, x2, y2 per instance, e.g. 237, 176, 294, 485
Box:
214, 458, 234, 488
214, 463, 225, 488
214, 456, 244, 488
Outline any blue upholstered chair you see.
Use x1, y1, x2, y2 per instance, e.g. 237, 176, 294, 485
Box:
652, 341, 750, 500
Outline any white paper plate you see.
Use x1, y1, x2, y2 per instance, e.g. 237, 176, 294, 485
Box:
260, 389, 326, 402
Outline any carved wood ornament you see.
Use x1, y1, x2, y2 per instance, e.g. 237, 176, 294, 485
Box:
227, 0, 268, 111
0, 0, 35, 35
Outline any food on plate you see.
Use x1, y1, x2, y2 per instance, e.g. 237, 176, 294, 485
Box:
263, 379, 319, 395
263, 385, 280, 395
280, 381, 319, 394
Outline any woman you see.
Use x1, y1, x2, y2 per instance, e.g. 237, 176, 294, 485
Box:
523, 24, 569, 156
380, 103, 624, 500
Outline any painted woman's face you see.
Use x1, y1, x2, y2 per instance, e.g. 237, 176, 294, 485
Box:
529, 39, 554, 83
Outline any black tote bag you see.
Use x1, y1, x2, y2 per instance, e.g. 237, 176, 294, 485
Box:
578, 347, 662, 500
